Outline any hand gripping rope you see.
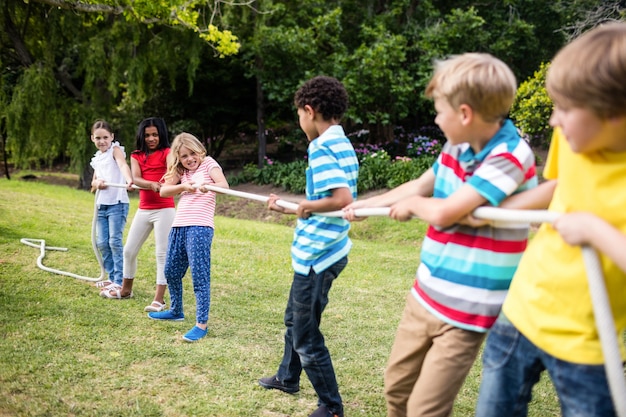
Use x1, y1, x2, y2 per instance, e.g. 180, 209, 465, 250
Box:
20, 183, 626, 415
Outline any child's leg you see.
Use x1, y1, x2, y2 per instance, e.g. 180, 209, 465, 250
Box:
384, 293, 439, 417
404, 306, 485, 417
150, 208, 174, 306
153, 208, 175, 288
544, 349, 616, 416
163, 227, 189, 315
123, 208, 152, 280
284, 257, 348, 416
186, 226, 213, 327
108, 202, 128, 286
95, 206, 113, 277
475, 316, 544, 417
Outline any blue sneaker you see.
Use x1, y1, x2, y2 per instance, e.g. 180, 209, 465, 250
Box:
147, 310, 184, 321
182, 326, 207, 342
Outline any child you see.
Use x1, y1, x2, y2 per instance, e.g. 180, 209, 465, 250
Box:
146, 132, 229, 343
476, 23, 626, 417
258, 75, 358, 417
90, 120, 134, 293
344, 53, 537, 417
101, 118, 175, 310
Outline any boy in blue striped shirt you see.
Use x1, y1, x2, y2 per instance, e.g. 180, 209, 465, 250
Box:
258, 75, 358, 417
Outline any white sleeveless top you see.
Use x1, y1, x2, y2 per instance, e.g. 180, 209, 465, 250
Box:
90, 142, 130, 206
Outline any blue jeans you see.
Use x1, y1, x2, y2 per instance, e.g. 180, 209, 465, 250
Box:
96, 202, 129, 286
164, 226, 213, 324
277, 257, 348, 416
476, 315, 617, 417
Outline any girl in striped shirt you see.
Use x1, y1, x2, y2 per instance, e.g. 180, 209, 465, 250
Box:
147, 132, 228, 343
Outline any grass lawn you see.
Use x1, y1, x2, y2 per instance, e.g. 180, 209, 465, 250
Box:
0, 178, 561, 416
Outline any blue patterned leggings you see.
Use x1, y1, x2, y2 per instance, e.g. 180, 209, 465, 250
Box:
164, 226, 213, 324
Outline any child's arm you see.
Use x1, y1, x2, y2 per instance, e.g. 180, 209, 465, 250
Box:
268, 187, 353, 219
343, 168, 435, 221
130, 158, 160, 192
112, 147, 134, 188
389, 183, 486, 227
209, 167, 229, 189
160, 172, 195, 197
194, 166, 229, 194
90, 171, 104, 192
498, 180, 557, 210
456, 179, 558, 227
268, 193, 296, 215
553, 213, 626, 272
296, 187, 353, 219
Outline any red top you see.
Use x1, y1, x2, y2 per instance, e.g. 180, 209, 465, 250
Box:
131, 148, 175, 210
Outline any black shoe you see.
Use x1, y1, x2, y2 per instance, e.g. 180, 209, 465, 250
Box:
258, 375, 300, 394
309, 405, 343, 417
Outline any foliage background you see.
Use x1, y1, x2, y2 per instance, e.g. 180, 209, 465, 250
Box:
1, 0, 625, 186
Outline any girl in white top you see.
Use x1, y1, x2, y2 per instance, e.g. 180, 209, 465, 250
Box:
147, 132, 229, 343
89, 120, 134, 293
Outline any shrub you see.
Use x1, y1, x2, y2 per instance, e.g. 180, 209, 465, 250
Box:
358, 149, 392, 191
510, 62, 553, 149
405, 135, 442, 159
228, 127, 443, 194
386, 156, 435, 189
228, 158, 307, 194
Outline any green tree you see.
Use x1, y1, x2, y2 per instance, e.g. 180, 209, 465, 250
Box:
343, 23, 414, 141
510, 62, 552, 149
3, 0, 619, 180
1, 0, 245, 185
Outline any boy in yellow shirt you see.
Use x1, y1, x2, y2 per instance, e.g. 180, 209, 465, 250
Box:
475, 22, 626, 417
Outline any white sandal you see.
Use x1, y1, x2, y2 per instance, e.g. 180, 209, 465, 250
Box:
100, 284, 132, 299
144, 301, 166, 312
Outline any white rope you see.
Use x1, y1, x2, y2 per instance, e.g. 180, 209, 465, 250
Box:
582, 248, 626, 417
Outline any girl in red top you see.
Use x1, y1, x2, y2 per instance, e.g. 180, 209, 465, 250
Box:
100, 118, 175, 312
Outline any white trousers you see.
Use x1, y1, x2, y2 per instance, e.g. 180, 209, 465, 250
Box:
123, 207, 175, 285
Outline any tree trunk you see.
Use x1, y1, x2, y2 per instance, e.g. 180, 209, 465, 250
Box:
256, 67, 266, 169
0, 120, 9, 180
80, 164, 93, 190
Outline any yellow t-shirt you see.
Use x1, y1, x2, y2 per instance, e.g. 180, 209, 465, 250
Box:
503, 129, 626, 364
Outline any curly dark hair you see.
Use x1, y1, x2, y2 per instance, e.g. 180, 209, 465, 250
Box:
294, 76, 349, 121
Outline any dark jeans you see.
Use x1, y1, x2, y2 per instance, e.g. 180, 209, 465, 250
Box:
476, 315, 617, 417
277, 256, 348, 415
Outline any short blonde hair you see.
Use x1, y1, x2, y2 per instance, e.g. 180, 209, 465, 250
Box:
425, 53, 517, 123
547, 22, 626, 119
164, 132, 207, 182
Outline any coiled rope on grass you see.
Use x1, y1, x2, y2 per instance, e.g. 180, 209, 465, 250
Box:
20, 183, 626, 415
20, 187, 109, 282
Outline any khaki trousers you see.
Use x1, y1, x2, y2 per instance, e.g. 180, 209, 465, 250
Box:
384, 293, 486, 417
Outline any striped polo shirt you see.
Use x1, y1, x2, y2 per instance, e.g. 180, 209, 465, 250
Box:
291, 125, 359, 275
413, 119, 537, 332
172, 156, 221, 228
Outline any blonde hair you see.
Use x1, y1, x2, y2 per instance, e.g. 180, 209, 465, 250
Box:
425, 53, 517, 123
547, 22, 626, 119
164, 132, 207, 182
